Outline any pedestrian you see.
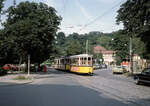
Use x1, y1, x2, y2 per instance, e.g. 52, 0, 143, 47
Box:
43, 65, 47, 72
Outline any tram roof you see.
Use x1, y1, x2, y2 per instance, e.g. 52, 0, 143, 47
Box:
70, 54, 93, 58
54, 56, 69, 60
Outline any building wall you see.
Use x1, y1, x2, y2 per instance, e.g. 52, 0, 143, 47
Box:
103, 54, 115, 65
94, 45, 115, 65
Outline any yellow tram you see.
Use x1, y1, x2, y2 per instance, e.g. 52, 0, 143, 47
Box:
53, 54, 94, 75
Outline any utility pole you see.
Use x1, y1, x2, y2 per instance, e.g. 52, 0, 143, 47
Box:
86, 40, 88, 54
129, 36, 133, 74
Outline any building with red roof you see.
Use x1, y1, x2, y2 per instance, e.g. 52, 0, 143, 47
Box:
93, 45, 115, 65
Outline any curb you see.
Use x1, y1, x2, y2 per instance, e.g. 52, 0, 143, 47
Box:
0, 79, 34, 87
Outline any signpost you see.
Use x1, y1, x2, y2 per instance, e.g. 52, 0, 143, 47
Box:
28, 54, 30, 76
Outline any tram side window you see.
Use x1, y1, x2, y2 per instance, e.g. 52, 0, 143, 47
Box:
71, 59, 75, 65
75, 58, 79, 65
88, 57, 92, 65
61, 59, 65, 65
66, 59, 70, 64
80, 57, 84, 65
80, 57, 92, 65
80, 57, 87, 65
71, 58, 79, 65
80, 58, 83, 65
60, 59, 61, 64
54, 60, 58, 65
66, 59, 69, 64
64, 59, 67, 64
58, 60, 60, 65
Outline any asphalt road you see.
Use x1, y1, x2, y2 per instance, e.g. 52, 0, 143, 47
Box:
0, 67, 150, 106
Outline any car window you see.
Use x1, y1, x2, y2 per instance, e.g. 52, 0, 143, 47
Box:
142, 68, 150, 73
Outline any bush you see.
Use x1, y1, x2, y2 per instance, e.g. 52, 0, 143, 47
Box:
0, 68, 7, 76
123, 72, 134, 77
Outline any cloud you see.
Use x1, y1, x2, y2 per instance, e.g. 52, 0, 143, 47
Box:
76, 0, 93, 21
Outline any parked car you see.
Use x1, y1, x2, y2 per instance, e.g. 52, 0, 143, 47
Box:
101, 64, 107, 68
2, 65, 9, 70
112, 66, 124, 74
122, 66, 130, 72
2, 64, 18, 71
93, 64, 101, 69
134, 68, 150, 85
0, 68, 7, 75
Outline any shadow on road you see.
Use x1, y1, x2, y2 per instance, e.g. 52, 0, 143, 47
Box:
0, 83, 144, 106
35, 68, 93, 77
137, 83, 150, 87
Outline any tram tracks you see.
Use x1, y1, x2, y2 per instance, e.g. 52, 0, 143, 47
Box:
68, 74, 149, 106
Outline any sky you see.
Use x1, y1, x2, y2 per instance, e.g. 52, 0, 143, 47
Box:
3, 0, 126, 34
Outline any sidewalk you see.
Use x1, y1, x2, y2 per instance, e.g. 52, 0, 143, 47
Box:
0, 72, 34, 87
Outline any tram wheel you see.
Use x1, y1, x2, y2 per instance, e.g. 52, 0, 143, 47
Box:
89, 72, 93, 76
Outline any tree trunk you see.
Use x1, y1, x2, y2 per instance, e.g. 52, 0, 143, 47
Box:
27, 54, 30, 76
18, 56, 22, 71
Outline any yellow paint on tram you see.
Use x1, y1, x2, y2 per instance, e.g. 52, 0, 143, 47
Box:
53, 54, 94, 75
70, 66, 93, 74
66, 64, 70, 71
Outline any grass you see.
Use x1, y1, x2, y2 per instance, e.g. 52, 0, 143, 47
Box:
123, 72, 134, 77
14, 75, 32, 80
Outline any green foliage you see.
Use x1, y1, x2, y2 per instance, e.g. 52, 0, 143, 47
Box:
50, 29, 147, 65
66, 40, 82, 56
96, 35, 112, 50
0, 1, 61, 65
111, 31, 129, 64
132, 37, 146, 57
56, 32, 66, 45
0, 29, 19, 66
93, 53, 103, 64
54, 31, 113, 58
116, 0, 150, 59
0, 0, 4, 14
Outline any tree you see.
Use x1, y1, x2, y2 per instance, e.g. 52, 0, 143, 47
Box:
116, 0, 150, 59
93, 52, 103, 64
0, 0, 6, 66
56, 32, 66, 45
66, 40, 82, 56
111, 31, 129, 65
96, 35, 112, 50
0, 0, 4, 15
2, 1, 61, 65
132, 37, 146, 57
0, 29, 19, 66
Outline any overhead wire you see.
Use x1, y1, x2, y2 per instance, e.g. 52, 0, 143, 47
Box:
59, 0, 68, 17
79, 0, 125, 32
